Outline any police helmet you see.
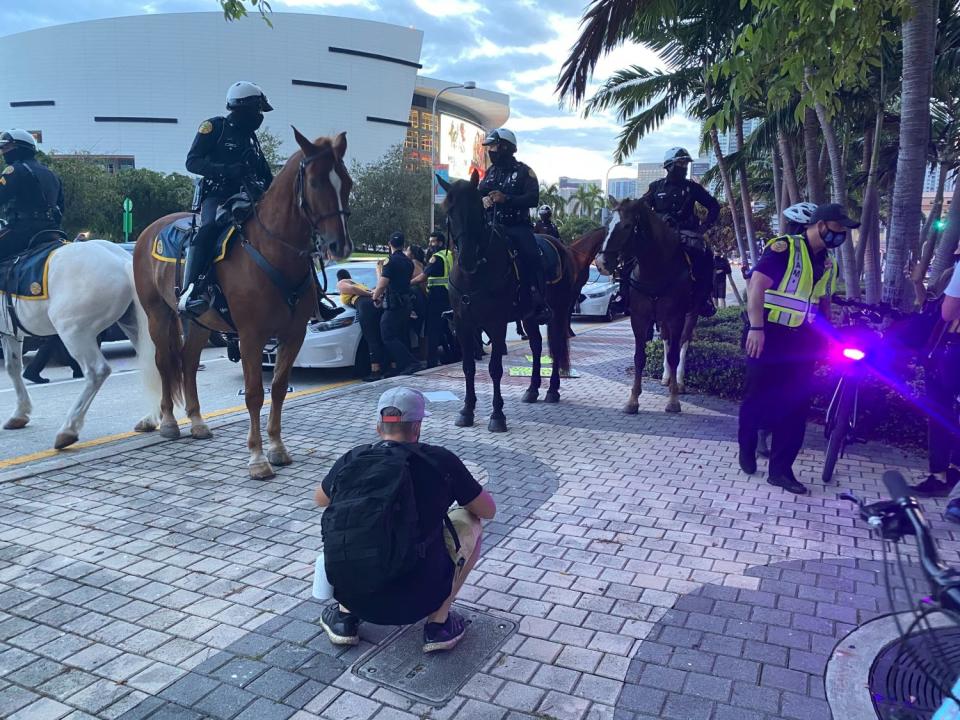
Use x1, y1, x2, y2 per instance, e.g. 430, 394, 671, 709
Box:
663, 147, 692, 169
538, 205, 553, 218
483, 128, 518, 152
226, 81, 273, 112
783, 202, 818, 225
0, 129, 38, 156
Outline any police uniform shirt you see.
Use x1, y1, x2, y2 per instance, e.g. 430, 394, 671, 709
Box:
643, 178, 719, 233
185, 116, 273, 195
381, 251, 413, 296
0, 160, 64, 223
477, 159, 539, 225
424, 254, 447, 293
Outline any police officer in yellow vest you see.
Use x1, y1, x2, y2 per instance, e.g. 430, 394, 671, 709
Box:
738, 203, 858, 494
414, 230, 455, 368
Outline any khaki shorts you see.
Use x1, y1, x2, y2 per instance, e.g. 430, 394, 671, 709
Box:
443, 508, 482, 579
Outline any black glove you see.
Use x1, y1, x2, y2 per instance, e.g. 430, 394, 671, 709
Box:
223, 163, 247, 181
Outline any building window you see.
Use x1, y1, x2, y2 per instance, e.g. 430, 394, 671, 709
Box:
28, 131, 42, 144
409, 110, 419, 129
421, 112, 435, 133
420, 135, 432, 153
94, 116, 178, 124
10, 100, 55, 108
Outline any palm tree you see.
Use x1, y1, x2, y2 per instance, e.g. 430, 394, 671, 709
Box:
539, 182, 566, 220
571, 184, 604, 220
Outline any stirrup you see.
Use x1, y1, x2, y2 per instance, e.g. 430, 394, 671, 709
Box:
177, 283, 195, 313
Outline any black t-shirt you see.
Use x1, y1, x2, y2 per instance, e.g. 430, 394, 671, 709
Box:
424, 254, 448, 298
381, 251, 413, 298
320, 441, 483, 624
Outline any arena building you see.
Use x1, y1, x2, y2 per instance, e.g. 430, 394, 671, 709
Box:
0, 12, 509, 177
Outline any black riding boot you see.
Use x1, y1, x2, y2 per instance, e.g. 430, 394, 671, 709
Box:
178, 225, 219, 315
315, 294, 345, 322
526, 266, 552, 325
693, 249, 717, 317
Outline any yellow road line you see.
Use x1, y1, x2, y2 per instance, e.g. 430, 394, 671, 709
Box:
0, 378, 358, 471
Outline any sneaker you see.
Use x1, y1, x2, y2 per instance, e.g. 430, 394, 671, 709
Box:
738, 449, 757, 475
362, 371, 383, 383
320, 605, 359, 646
909, 474, 955, 498
946, 499, 960, 524
423, 611, 466, 653
767, 472, 808, 495
22, 371, 50, 385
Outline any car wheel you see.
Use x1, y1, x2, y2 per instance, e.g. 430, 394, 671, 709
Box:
354, 340, 372, 378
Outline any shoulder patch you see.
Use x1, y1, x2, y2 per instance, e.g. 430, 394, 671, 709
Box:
771, 240, 788, 253
2, 165, 15, 175
198, 121, 214, 135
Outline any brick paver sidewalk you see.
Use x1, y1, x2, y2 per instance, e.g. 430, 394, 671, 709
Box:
0, 320, 947, 720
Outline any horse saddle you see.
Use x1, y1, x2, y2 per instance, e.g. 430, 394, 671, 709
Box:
534, 234, 564, 286
0, 237, 67, 300
150, 215, 238, 265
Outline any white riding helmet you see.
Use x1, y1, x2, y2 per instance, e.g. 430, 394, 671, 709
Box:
783, 201, 818, 225
0, 129, 38, 154
663, 147, 692, 169
226, 81, 273, 112
483, 128, 518, 151
538, 205, 552, 217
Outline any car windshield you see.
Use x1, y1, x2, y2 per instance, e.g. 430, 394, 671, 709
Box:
324, 265, 380, 293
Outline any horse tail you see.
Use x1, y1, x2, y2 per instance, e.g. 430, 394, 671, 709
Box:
547, 299, 572, 375
126, 261, 182, 410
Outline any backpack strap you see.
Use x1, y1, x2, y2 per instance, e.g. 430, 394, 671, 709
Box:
401, 444, 464, 564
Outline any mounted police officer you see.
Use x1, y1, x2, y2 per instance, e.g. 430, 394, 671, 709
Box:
0, 129, 64, 262
534, 205, 560, 240
414, 230, 456, 368
641, 147, 720, 317
180, 81, 275, 314
478, 128, 551, 325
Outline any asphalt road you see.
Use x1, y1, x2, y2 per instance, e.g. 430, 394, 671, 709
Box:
0, 318, 607, 469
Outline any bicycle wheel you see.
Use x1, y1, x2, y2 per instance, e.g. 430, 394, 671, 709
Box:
823, 382, 855, 484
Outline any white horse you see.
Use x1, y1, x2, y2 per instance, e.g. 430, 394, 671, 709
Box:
1, 240, 158, 449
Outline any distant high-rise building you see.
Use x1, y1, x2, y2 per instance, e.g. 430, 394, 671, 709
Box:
925, 164, 958, 194
558, 176, 603, 200
608, 178, 639, 200
635, 162, 663, 193
690, 160, 711, 181
709, 117, 761, 158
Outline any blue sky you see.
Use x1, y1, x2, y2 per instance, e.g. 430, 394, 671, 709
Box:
1, 0, 701, 183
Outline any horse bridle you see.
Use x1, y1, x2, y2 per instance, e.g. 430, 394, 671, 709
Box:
294, 153, 351, 249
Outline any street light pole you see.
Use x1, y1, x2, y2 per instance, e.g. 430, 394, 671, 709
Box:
430, 81, 476, 232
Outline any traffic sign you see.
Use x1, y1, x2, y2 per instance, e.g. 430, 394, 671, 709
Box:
122, 197, 133, 241
122, 197, 133, 212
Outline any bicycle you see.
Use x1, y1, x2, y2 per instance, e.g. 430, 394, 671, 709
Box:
835, 472, 960, 718
821, 296, 903, 484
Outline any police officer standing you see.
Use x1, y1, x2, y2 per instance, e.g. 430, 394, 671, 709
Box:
737, 203, 858, 494
372, 232, 424, 375
413, 231, 455, 368
0, 129, 64, 261
180, 81, 275, 315
534, 205, 560, 240
478, 129, 551, 325
642, 147, 720, 316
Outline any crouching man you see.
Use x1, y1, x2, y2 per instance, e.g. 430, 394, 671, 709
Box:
315, 387, 496, 652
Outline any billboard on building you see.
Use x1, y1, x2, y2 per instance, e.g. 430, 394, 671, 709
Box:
439, 114, 486, 182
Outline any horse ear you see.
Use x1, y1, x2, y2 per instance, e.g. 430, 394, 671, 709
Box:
470, 169, 480, 188
292, 126, 315, 156
437, 175, 452, 192
332, 131, 348, 160
607, 194, 617, 208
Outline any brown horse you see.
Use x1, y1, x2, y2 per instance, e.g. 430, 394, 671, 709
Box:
439, 171, 574, 430
133, 129, 352, 478
597, 199, 691, 414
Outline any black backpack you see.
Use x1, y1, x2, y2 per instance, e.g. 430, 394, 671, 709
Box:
321, 442, 438, 596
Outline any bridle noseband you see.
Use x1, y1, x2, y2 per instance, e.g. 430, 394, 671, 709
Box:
295, 154, 351, 246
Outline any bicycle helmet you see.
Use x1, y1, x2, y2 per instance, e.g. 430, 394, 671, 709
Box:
783, 202, 818, 226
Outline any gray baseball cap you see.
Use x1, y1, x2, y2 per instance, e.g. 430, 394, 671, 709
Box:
377, 387, 430, 423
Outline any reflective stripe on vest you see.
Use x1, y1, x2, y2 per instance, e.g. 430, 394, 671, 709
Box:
427, 250, 452, 288
763, 235, 836, 327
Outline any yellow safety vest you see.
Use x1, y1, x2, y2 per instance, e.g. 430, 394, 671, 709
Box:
763, 235, 836, 328
427, 250, 452, 289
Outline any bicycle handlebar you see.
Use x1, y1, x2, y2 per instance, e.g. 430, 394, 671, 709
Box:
831, 295, 904, 320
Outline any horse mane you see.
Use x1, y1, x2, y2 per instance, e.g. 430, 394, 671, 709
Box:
261, 136, 336, 205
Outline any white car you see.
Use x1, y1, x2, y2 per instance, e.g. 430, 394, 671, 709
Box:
573, 266, 620, 320
262, 261, 381, 372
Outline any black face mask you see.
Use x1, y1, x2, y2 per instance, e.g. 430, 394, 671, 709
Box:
666, 163, 689, 181
231, 110, 264, 133
821, 226, 846, 249
489, 149, 512, 168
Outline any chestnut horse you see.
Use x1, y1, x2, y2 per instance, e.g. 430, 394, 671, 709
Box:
133, 129, 352, 478
439, 171, 574, 431
597, 199, 691, 414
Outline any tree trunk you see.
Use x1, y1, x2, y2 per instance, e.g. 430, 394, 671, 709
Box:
882, 0, 938, 304
735, 113, 757, 261
710, 129, 750, 263
777, 132, 803, 204
819, 144, 831, 193
912, 162, 950, 296
772, 146, 784, 229
803, 107, 826, 203
930, 178, 960, 284
861, 106, 885, 303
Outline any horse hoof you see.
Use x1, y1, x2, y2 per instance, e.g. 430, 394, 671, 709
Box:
455, 414, 474, 428
191, 425, 213, 440
268, 449, 293, 467
544, 391, 560, 404
488, 416, 508, 433
54, 431, 79, 450
623, 404, 639, 415
521, 389, 538, 404
249, 462, 276, 480
3, 417, 28, 430
134, 420, 156, 433
665, 401, 682, 414
159, 423, 181, 440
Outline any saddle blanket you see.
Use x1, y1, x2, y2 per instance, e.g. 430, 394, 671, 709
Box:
534, 234, 563, 285
0, 239, 66, 300
151, 215, 236, 264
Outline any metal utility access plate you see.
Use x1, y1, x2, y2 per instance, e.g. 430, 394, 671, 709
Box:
508, 366, 580, 377
352, 605, 516, 706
